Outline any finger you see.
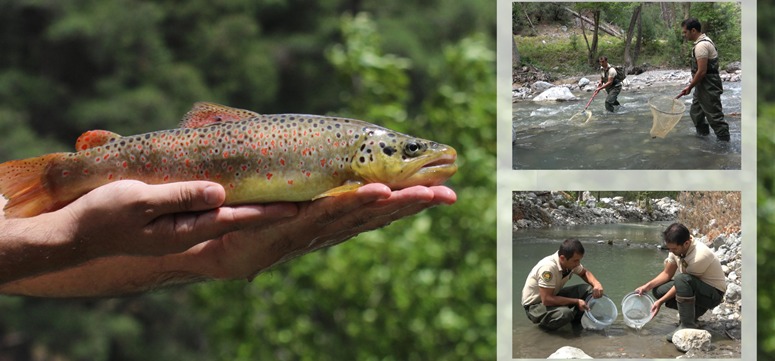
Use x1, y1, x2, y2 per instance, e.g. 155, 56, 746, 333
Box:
133, 181, 227, 217
304, 183, 392, 226
142, 203, 298, 255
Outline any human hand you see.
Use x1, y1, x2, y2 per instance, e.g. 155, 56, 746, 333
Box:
676, 87, 691, 99
635, 285, 649, 295
53, 180, 298, 259
651, 300, 662, 317
187, 184, 457, 280
592, 284, 604, 298
577, 298, 589, 312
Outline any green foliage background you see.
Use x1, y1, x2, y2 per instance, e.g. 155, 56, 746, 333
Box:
760, 2, 775, 359
0, 1, 495, 360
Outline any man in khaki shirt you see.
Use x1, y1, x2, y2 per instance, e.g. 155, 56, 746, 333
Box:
521, 238, 605, 331
635, 223, 727, 342
676, 18, 730, 141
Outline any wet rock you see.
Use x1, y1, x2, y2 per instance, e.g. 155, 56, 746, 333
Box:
578, 78, 590, 88
533, 87, 578, 102
725, 61, 741, 73
673, 329, 712, 352
547, 346, 592, 359
531, 81, 555, 93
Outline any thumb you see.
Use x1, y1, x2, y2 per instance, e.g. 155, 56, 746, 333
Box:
138, 181, 227, 216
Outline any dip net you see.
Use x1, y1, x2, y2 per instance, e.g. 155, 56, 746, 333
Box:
569, 110, 592, 124
648, 96, 686, 138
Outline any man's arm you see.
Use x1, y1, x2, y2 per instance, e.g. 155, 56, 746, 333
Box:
578, 269, 604, 298
635, 260, 678, 295
538, 286, 589, 311
597, 74, 614, 91
678, 56, 709, 97
0, 184, 456, 297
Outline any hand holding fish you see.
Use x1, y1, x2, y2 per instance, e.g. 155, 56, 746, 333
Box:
188, 183, 456, 281
0, 182, 455, 297
0, 180, 298, 286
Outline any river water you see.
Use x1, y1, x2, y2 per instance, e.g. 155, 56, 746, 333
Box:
512, 82, 741, 169
512, 222, 737, 359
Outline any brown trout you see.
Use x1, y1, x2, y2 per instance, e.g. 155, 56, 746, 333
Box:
0, 103, 457, 218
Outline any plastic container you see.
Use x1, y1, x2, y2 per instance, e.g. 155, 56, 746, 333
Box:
621, 291, 656, 329
580, 295, 618, 330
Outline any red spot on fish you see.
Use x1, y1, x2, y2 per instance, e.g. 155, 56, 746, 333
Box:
185, 159, 190, 167
81, 145, 88, 150
241, 165, 247, 172
223, 151, 230, 158
83, 169, 89, 174
261, 148, 268, 156
122, 161, 128, 168
305, 171, 311, 177
320, 159, 326, 167
163, 175, 170, 181
280, 159, 285, 166
62, 171, 70, 177
287, 180, 293, 185
266, 173, 273, 180
145, 163, 152, 169
103, 154, 110, 160
108, 174, 113, 180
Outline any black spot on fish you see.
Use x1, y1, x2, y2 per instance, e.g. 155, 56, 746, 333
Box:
387, 133, 396, 138
354, 135, 359, 139
383, 146, 395, 156
360, 144, 366, 151
379, 142, 385, 148
326, 125, 332, 130
359, 156, 365, 163
145, 134, 151, 139
336, 133, 341, 138
366, 149, 372, 154
120, 141, 126, 146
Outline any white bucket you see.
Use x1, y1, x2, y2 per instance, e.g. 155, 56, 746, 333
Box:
621, 292, 656, 329
580, 295, 618, 330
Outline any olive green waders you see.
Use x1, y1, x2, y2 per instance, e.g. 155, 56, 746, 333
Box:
690, 39, 730, 141
524, 284, 593, 331
652, 273, 725, 342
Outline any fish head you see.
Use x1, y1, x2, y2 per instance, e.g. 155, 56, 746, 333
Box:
350, 128, 457, 189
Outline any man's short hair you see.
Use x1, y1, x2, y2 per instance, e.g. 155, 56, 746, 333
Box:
681, 18, 702, 32
663, 222, 691, 245
599, 56, 608, 62
558, 238, 585, 259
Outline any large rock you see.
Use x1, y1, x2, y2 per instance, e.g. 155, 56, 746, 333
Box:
531, 81, 555, 92
673, 329, 712, 352
547, 346, 592, 359
533, 87, 578, 102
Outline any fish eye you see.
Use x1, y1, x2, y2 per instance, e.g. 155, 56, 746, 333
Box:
403, 141, 426, 157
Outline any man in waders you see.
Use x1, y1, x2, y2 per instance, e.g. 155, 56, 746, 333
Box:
595, 56, 623, 112
522, 238, 605, 331
676, 18, 730, 141
635, 223, 727, 342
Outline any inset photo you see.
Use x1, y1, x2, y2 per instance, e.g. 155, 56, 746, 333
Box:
512, 2, 742, 169
512, 191, 741, 359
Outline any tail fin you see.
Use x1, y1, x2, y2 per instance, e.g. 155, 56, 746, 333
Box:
0, 153, 64, 218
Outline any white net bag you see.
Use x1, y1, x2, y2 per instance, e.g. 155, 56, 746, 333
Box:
648, 96, 686, 138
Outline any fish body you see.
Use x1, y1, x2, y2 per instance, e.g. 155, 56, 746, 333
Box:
0, 104, 457, 218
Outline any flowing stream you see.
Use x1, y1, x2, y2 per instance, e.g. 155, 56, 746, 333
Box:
512, 222, 737, 358
512, 82, 741, 169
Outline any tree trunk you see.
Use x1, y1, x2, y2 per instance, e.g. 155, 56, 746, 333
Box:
512, 36, 520, 68
623, 3, 643, 72
633, 6, 643, 67
661, 2, 674, 29
587, 10, 600, 68
564, 7, 620, 37
682, 2, 691, 20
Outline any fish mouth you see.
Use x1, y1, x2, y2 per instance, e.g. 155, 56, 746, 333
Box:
389, 146, 458, 189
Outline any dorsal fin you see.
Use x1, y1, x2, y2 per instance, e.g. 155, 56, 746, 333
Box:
75, 130, 122, 151
179, 102, 260, 128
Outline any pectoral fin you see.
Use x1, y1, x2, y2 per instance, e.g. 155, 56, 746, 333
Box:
312, 182, 364, 200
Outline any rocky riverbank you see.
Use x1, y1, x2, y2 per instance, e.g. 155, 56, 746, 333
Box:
513, 191, 680, 230
513, 64, 742, 102
514, 192, 743, 358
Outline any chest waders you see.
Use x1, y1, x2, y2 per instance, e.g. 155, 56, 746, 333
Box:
600, 67, 622, 112
690, 39, 730, 140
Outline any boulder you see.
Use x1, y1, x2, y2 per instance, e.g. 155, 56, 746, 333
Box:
531, 81, 555, 93
673, 329, 712, 352
533, 87, 578, 102
725, 61, 741, 73
547, 346, 593, 359
578, 78, 590, 88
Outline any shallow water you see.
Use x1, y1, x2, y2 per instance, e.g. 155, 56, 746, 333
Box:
513, 222, 739, 358
512, 83, 742, 169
